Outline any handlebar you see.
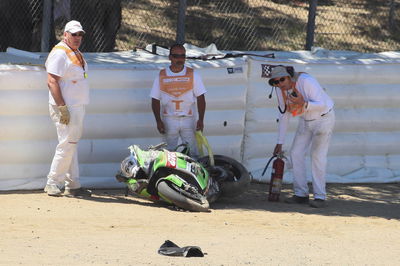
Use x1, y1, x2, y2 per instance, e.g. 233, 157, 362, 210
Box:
148, 142, 167, 150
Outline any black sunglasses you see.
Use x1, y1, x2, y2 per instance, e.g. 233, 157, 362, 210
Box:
271, 77, 286, 85
170, 53, 186, 58
70, 32, 85, 37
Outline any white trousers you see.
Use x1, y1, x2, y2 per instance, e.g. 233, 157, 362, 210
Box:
47, 105, 85, 189
163, 116, 198, 157
290, 111, 335, 200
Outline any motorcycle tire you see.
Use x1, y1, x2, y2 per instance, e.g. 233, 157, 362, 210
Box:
198, 155, 251, 197
157, 180, 211, 212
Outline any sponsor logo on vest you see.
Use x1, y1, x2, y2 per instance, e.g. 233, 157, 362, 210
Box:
172, 100, 183, 110
163, 77, 190, 83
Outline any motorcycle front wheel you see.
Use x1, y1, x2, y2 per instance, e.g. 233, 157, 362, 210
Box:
157, 180, 210, 212
198, 155, 251, 197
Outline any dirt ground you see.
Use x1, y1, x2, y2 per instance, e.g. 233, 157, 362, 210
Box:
1, 183, 399, 266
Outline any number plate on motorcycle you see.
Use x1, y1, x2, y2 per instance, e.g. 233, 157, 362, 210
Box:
166, 151, 177, 168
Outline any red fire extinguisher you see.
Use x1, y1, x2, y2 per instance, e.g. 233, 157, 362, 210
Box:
262, 152, 285, 202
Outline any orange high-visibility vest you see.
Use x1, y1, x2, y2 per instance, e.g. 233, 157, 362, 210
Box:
159, 67, 194, 116
281, 88, 305, 117
51, 45, 85, 68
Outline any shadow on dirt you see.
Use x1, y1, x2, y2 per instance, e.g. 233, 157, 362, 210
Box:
211, 183, 400, 220
73, 189, 176, 209
0, 188, 170, 209
2, 183, 399, 219
85, 183, 400, 220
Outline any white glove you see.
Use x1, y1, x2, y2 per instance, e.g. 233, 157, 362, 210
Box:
58, 105, 70, 125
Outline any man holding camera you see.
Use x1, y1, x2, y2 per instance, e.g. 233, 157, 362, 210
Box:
269, 66, 335, 208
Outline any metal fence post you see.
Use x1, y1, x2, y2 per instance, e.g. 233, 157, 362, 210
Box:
389, 0, 396, 31
305, 0, 318, 50
41, 0, 53, 52
176, 0, 187, 44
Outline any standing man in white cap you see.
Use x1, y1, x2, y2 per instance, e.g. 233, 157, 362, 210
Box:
44, 20, 91, 197
268, 66, 335, 208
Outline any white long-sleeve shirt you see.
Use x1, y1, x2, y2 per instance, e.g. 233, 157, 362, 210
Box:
276, 73, 334, 144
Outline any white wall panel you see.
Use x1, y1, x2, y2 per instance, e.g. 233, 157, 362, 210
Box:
87, 88, 152, 113
328, 132, 400, 156
326, 84, 400, 108
244, 132, 400, 162
244, 107, 400, 135
243, 132, 295, 160
0, 90, 49, 115
88, 69, 158, 89
250, 155, 400, 184
204, 85, 247, 110
245, 108, 299, 132
0, 59, 248, 190
334, 109, 400, 132
0, 67, 46, 90
1, 53, 399, 189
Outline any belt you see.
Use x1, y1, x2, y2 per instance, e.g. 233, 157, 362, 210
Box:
166, 115, 190, 118
321, 108, 333, 117
304, 108, 333, 121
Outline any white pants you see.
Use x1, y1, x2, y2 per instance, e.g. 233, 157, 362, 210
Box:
163, 116, 198, 157
290, 111, 335, 200
47, 105, 85, 189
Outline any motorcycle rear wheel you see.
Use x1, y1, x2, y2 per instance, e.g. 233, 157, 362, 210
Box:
198, 155, 251, 197
157, 180, 210, 212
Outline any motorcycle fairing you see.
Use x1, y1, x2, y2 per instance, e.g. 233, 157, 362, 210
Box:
146, 150, 209, 196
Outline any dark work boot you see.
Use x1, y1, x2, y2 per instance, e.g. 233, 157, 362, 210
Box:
64, 187, 92, 197
309, 199, 326, 208
284, 195, 309, 204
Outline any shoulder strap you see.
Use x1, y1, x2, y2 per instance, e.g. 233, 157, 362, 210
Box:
52, 45, 82, 67
293, 72, 307, 82
159, 69, 167, 77
186, 67, 193, 73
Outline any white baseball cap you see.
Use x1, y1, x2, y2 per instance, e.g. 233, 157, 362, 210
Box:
64, 20, 85, 34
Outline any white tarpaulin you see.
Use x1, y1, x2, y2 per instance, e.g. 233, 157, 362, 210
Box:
0, 45, 399, 190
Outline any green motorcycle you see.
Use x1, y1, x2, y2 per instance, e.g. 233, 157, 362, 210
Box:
115, 143, 251, 212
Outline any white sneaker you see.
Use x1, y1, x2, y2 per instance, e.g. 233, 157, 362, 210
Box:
44, 184, 62, 197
